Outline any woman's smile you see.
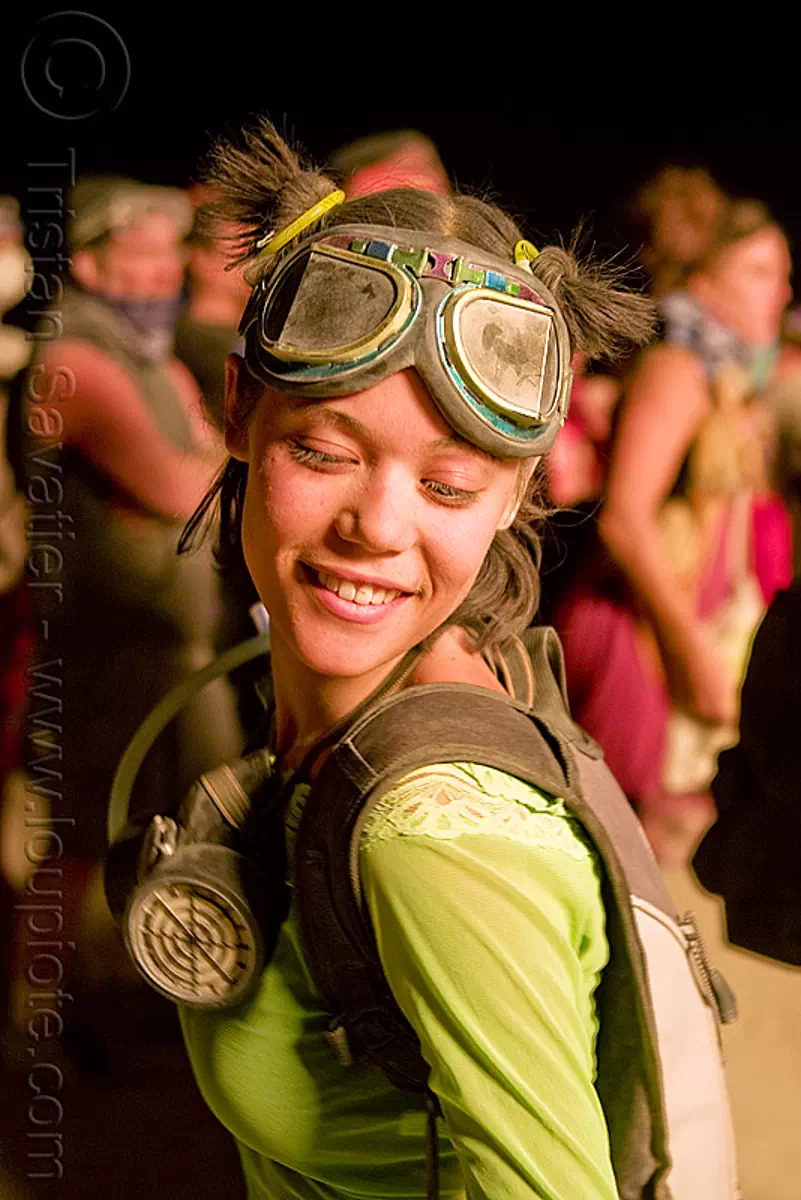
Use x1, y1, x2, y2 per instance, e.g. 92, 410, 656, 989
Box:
301, 562, 413, 624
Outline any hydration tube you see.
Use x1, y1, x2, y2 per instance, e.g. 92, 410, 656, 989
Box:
107, 606, 271, 846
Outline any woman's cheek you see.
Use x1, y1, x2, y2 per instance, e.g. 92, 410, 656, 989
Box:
432, 517, 497, 591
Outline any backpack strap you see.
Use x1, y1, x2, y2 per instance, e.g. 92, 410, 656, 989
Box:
483, 635, 536, 707
295, 681, 569, 1089
294, 627, 679, 1193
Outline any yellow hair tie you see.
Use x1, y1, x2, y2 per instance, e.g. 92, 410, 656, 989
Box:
513, 239, 540, 270
254, 189, 346, 262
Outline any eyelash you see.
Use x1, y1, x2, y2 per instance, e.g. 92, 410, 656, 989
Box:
288, 440, 480, 506
288, 439, 347, 467
424, 480, 480, 506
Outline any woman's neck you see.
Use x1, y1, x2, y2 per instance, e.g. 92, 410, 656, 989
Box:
270, 639, 410, 771
270, 627, 505, 771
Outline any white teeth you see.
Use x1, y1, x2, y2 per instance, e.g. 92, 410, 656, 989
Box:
316, 570, 401, 606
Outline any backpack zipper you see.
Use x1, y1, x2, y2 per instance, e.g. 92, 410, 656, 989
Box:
679, 911, 738, 1025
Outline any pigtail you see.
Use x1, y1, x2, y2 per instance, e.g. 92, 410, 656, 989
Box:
200, 119, 341, 276
531, 240, 657, 362
446, 196, 657, 363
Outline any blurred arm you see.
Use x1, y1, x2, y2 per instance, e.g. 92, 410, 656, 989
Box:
32, 340, 221, 520
598, 345, 733, 720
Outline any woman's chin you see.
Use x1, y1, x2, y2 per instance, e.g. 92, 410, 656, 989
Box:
298, 639, 407, 682
275, 616, 407, 681
274, 591, 454, 683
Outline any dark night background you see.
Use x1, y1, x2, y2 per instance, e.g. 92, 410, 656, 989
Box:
1, 25, 800, 281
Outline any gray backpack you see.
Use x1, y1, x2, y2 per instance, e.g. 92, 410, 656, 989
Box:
293, 627, 740, 1199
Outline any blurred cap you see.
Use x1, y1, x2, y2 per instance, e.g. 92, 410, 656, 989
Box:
68, 176, 193, 251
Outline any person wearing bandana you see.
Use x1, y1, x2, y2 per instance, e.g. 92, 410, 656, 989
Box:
24, 178, 243, 1062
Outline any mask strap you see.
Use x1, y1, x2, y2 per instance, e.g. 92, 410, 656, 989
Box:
253, 189, 346, 263
106, 633, 270, 845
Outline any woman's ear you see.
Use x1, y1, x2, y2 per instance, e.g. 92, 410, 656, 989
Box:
498, 459, 538, 530
224, 354, 252, 461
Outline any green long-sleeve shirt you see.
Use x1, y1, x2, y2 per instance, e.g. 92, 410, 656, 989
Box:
179, 763, 618, 1199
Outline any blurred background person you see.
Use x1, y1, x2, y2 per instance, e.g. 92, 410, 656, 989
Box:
554, 186, 796, 864
545, 352, 621, 509
175, 184, 266, 740
0, 197, 34, 1042
538, 352, 622, 626
329, 128, 450, 198
20, 176, 244, 1065
174, 184, 251, 431
694, 573, 801, 967
630, 166, 728, 297
755, 304, 801, 572
544, 167, 726, 516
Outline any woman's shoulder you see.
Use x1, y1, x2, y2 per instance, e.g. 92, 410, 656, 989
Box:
360, 761, 597, 864
359, 762, 609, 969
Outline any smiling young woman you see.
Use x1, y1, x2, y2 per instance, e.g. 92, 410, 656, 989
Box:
128, 120, 744, 1200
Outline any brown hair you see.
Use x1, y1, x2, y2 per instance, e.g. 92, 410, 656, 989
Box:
630, 166, 728, 295
183, 120, 656, 650
631, 168, 782, 295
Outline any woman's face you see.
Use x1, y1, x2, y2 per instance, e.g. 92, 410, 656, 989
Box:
697, 226, 793, 346
226, 361, 524, 681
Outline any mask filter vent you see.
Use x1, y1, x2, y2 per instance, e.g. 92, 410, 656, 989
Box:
127, 870, 261, 1008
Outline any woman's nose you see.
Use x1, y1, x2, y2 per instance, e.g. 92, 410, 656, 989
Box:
334, 471, 416, 554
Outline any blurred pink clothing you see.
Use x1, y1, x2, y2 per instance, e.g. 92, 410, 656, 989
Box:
750, 495, 793, 611
555, 495, 792, 803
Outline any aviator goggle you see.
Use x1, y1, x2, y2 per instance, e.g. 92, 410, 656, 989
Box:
238, 224, 574, 457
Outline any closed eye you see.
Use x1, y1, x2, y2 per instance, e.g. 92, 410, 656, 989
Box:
423, 479, 480, 506
289, 438, 480, 504
288, 439, 354, 467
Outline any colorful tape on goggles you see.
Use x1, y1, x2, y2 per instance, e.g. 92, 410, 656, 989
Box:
238, 224, 573, 457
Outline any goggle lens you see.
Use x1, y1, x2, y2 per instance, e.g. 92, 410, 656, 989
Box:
450, 291, 561, 426
261, 246, 410, 363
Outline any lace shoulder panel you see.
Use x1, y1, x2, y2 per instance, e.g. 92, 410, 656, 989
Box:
360, 762, 593, 862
